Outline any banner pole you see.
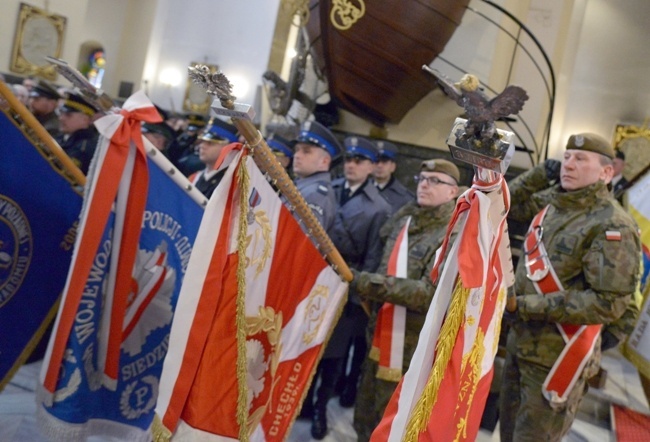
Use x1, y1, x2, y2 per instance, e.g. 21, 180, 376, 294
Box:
191, 67, 353, 283
0, 80, 86, 186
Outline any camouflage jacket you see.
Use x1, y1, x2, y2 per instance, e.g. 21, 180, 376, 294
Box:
507, 164, 641, 372
353, 200, 456, 370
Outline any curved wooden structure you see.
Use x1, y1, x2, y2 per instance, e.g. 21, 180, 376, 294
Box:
306, 0, 470, 127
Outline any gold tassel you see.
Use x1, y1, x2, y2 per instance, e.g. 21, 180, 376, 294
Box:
236, 158, 251, 441
403, 280, 470, 441
150, 413, 172, 442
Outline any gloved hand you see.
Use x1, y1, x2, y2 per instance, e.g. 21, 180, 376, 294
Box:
544, 158, 562, 182
348, 268, 361, 293
600, 330, 620, 352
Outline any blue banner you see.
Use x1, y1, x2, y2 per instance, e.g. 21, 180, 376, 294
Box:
0, 110, 83, 390
38, 145, 204, 440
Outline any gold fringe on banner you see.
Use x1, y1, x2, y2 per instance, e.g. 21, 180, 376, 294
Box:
403, 280, 470, 442
236, 156, 252, 441
150, 413, 172, 442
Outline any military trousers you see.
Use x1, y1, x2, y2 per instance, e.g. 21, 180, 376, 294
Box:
353, 358, 398, 442
499, 351, 587, 442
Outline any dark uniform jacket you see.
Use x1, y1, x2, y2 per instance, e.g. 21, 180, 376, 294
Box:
330, 178, 391, 274
507, 164, 641, 376
376, 176, 415, 214
191, 168, 227, 199
36, 112, 61, 139
57, 127, 99, 175
294, 171, 337, 232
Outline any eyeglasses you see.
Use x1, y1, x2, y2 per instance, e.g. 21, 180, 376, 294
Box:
414, 175, 455, 186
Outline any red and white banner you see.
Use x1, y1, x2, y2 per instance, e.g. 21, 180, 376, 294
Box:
154, 150, 348, 441
372, 178, 513, 442
371, 217, 411, 381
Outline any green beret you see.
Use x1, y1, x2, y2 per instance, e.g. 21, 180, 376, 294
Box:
566, 133, 615, 159
420, 158, 460, 183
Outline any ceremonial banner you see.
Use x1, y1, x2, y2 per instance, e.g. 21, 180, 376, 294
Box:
36, 92, 205, 441
372, 179, 513, 442
0, 107, 82, 391
154, 149, 348, 441
622, 172, 650, 379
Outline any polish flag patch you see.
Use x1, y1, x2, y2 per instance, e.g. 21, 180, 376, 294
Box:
606, 230, 622, 241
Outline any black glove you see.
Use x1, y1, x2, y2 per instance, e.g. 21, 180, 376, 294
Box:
600, 330, 620, 352
348, 268, 361, 293
544, 159, 561, 183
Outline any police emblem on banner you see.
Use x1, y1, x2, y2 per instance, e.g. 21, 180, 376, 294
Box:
0, 196, 33, 307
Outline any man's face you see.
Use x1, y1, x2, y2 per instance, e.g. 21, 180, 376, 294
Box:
29, 97, 57, 115
416, 171, 458, 207
198, 139, 226, 167
59, 111, 92, 134
344, 156, 374, 186
560, 149, 613, 191
144, 133, 169, 151
293, 143, 329, 178
373, 158, 396, 183
612, 157, 625, 176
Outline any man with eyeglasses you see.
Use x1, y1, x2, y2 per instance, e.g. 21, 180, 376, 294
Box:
349, 158, 460, 441
500, 133, 641, 442
372, 140, 415, 214
307, 136, 391, 439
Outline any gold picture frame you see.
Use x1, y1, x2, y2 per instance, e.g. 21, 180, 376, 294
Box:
183, 62, 218, 113
613, 121, 650, 181
10, 3, 66, 81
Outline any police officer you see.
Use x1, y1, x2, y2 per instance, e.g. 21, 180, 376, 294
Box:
28, 80, 62, 138
267, 133, 294, 172
500, 133, 641, 442
372, 140, 415, 213
291, 121, 342, 232
142, 107, 177, 153
188, 118, 239, 198
56, 91, 99, 174
352, 158, 460, 441
307, 136, 391, 439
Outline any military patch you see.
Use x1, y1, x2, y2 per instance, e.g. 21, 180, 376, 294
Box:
605, 230, 621, 241
555, 234, 577, 255
409, 244, 429, 260
317, 185, 328, 195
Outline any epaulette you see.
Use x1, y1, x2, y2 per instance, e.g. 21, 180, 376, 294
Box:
317, 184, 329, 195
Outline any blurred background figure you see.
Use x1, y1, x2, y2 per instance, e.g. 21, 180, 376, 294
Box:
372, 140, 415, 214
188, 118, 238, 198
11, 84, 29, 106
266, 133, 294, 172
56, 90, 99, 174
28, 80, 62, 138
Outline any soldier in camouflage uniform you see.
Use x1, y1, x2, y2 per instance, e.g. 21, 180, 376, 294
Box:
351, 159, 461, 441
500, 133, 641, 442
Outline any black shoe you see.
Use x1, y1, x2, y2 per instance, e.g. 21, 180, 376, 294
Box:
311, 407, 328, 439
339, 382, 357, 408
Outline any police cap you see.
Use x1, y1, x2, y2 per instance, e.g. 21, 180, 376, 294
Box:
267, 134, 294, 158
60, 91, 98, 116
376, 140, 399, 161
344, 136, 379, 163
199, 118, 238, 143
296, 120, 343, 158
29, 80, 61, 100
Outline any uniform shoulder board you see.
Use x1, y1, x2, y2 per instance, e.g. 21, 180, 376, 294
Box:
317, 184, 329, 195
308, 203, 324, 216
605, 230, 621, 241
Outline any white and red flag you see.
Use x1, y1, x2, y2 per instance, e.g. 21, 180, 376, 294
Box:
154, 148, 348, 441
370, 216, 411, 381
372, 178, 513, 442
37, 91, 205, 441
